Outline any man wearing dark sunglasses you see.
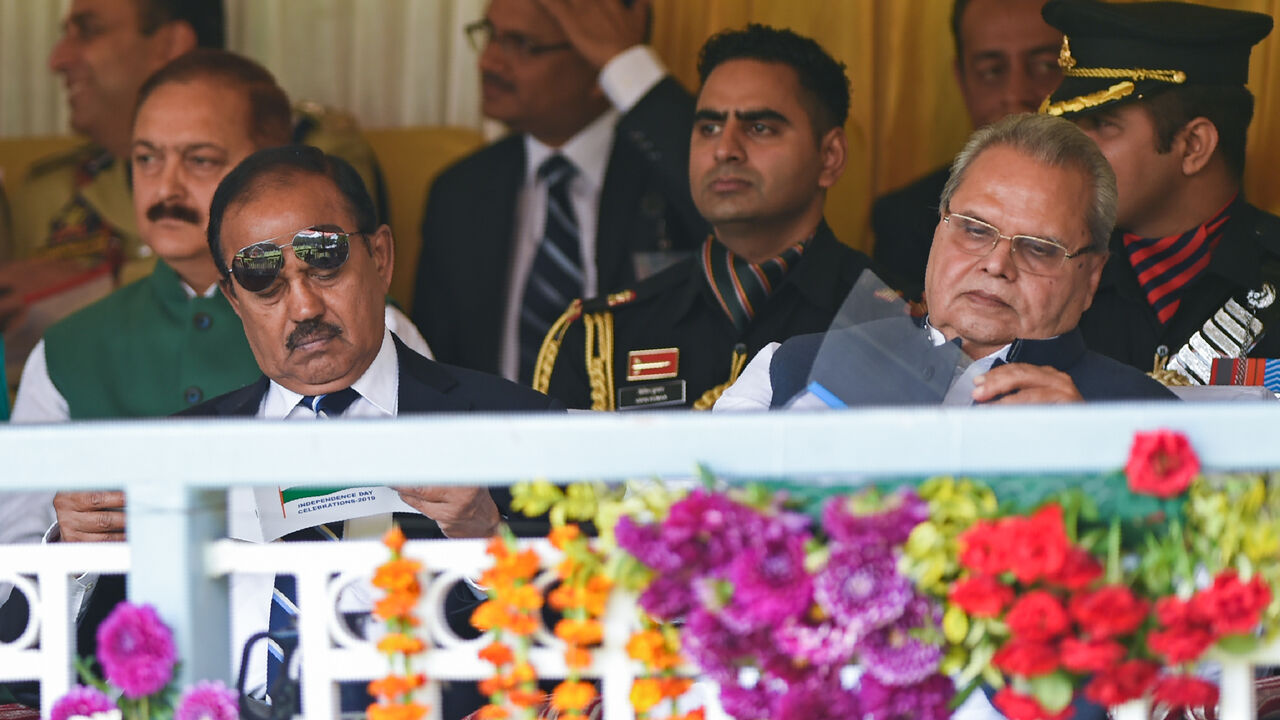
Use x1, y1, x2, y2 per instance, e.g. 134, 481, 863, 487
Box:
716, 113, 1174, 411
414, 0, 706, 385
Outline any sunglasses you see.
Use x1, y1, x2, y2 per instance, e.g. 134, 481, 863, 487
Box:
229, 226, 356, 292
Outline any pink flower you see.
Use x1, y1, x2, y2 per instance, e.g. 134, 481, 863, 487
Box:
50, 685, 114, 720
176, 680, 239, 720
96, 602, 177, 699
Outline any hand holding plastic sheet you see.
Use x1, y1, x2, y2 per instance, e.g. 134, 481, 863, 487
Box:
250, 485, 415, 542
784, 272, 971, 408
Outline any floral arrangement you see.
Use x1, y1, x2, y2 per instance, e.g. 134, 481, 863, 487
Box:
498, 429, 1280, 720
50, 602, 237, 720
368, 524, 429, 720
472, 528, 545, 719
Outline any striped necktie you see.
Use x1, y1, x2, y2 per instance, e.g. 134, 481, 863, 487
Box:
519, 154, 582, 384
701, 236, 807, 332
1122, 197, 1235, 324
265, 389, 359, 694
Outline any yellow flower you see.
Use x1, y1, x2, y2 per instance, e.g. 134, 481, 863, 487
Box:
630, 678, 663, 713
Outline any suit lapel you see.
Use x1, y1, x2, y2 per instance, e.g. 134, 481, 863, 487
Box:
596, 135, 644, 290
471, 138, 526, 367
393, 335, 475, 413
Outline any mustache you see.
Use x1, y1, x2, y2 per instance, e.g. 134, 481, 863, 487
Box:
286, 318, 343, 350
481, 71, 516, 93
145, 202, 201, 225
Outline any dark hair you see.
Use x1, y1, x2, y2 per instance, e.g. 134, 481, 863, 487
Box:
207, 145, 377, 278
696, 23, 850, 136
135, 49, 292, 150
1142, 85, 1255, 181
136, 0, 225, 49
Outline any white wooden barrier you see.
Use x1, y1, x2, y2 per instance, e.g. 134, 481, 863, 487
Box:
2, 403, 1280, 718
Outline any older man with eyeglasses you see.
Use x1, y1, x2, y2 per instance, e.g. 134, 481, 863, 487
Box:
716, 113, 1175, 410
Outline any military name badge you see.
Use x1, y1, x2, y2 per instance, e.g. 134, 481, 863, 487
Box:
626, 348, 679, 381
617, 380, 687, 410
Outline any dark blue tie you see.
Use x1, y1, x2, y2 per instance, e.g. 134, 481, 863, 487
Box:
265, 388, 360, 693
519, 154, 582, 384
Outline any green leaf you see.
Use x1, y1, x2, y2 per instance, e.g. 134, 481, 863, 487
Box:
1217, 633, 1261, 655
1029, 672, 1075, 713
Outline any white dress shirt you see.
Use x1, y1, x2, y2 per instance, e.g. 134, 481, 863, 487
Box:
497, 45, 667, 380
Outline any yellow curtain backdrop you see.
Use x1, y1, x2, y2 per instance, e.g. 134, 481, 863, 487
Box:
650, 0, 1280, 256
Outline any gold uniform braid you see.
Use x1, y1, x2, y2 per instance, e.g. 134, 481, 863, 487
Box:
583, 311, 616, 411
691, 344, 749, 411
531, 299, 583, 395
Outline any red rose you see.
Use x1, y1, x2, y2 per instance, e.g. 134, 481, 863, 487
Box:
992, 688, 1074, 720
1125, 430, 1199, 498
1006, 590, 1071, 642
1068, 585, 1149, 639
1192, 570, 1272, 637
949, 575, 1015, 618
1083, 660, 1160, 706
992, 638, 1058, 677
1060, 636, 1127, 673
1048, 548, 1103, 590
958, 521, 1012, 575
1152, 674, 1219, 710
1154, 595, 1211, 629
1007, 505, 1069, 583
1147, 624, 1215, 664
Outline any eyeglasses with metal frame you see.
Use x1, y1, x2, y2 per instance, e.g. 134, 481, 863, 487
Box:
942, 210, 1098, 276
464, 18, 573, 58
228, 225, 356, 293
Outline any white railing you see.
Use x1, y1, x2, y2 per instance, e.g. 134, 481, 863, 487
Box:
2, 402, 1280, 718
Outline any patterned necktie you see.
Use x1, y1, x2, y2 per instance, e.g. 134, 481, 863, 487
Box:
1123, 197, 1235, 324
701, 236, 807, 332
265, 388, 360, 693
519, 154, 582, 384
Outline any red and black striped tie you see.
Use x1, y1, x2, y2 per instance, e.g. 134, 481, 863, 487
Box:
701, 236, 806, 332
1122, 198, 1235, 324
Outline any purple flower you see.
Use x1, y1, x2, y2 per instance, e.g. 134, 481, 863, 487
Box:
723, 532, 813, 630
775, 673, 861, 720
615, 516, 682, 572
718, 680, 775, 720
823, 490, 928, 550
857, 594, 944, 686
50, 685, 114, 720
176, 680, 238, 720
813, 547, 912, 637
659, 490, 764, 575
637, 572, 697, 620
774, 617, 858, 669
682, 608, 772, 683
96, 602, 177, 699
859, 672, 953, 720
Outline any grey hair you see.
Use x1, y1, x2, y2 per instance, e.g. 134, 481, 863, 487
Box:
939, 113, 1117, 253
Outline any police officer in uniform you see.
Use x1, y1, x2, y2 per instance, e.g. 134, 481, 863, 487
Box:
535, 25, 876, 411
1040, 0, 1280, 381
1, 0, 386, 334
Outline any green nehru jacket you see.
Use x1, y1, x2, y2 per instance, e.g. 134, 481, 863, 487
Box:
43, 260, 260, 419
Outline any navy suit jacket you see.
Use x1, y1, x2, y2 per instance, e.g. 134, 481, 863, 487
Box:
413, 77, 708, 375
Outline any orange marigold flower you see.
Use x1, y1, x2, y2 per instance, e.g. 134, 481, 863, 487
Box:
564, 645, 593, 670
377, 633, 425, 654
630, 678, 664, 714
372, 559, 423, 592
471, 600, 503, 631
626, 630, 666, 663
478, 677, 503, 697
661, 677, 694, 699
373, 591, 419, 621
509, 583, 544, 611
507, 612, 539, 636
508, 688, 546, 708
367, 673, 425, 699
486, 536, 510, 559
476, 705, 509, 720
510, 661, 537, 685
672, 710, 705, 720
548, 524, 581, 550
555, 618, 603, 646
478, 641, 514, 667
551, 680, 596, 712
365, 701, 428, 720
382, 524, 406, 553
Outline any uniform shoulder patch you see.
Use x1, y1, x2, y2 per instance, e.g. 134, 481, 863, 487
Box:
25, 143, 103, 181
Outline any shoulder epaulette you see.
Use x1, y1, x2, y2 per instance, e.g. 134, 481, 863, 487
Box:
25, 143, 104, 181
